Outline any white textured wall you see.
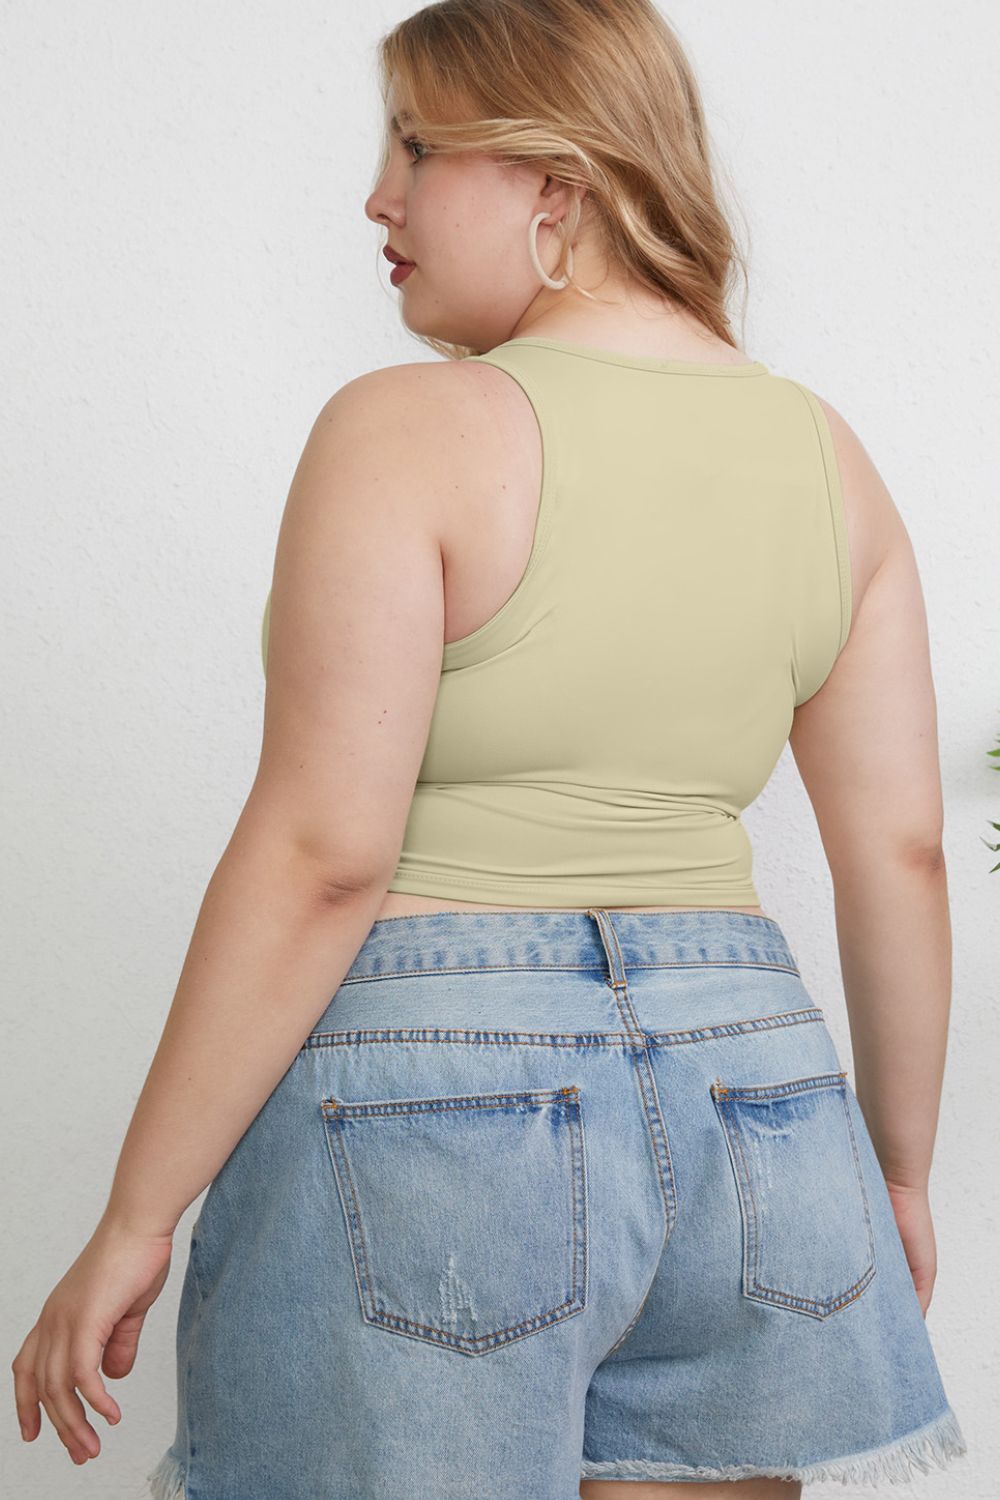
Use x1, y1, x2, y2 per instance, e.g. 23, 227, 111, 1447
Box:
3, 3, 996, 1496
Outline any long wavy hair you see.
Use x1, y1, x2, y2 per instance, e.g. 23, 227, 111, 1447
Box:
372, 0, 752, 362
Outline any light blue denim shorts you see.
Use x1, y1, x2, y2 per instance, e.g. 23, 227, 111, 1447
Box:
148, 908, 967, 1498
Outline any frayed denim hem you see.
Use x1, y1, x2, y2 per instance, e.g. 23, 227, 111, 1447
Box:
146, 1447, 186, 1499
580, 1404, 968, 1487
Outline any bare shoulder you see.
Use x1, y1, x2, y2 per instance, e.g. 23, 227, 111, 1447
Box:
337, 353, 533, 435
328, 355, 512, 432
250, 358, 502, 886
313, 356, 511, 518
314, 357, 483, 446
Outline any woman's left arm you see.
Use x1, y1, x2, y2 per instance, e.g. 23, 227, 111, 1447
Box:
11, 361, 475, 1468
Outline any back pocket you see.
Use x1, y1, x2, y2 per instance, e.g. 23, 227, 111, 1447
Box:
710, 1070, 876, 1319
320, 1083, 588, 1355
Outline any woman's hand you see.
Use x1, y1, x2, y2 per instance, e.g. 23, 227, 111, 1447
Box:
11, 1214, 174, 1466
884, 1180, 937, 1316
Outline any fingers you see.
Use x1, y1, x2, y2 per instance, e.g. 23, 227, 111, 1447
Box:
40, 1343, 101, 1464
101, 1309, 145, 1380
13, 1322, 122, 1466
11, 1338, 40, 1440
12, 1331, 41, 1444
74, 1328, 123, 1425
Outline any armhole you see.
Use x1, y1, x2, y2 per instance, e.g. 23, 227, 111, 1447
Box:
789, 381, 853, 656
440, 351, 562, 671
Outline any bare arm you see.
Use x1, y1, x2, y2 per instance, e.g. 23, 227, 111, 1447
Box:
100, 362, 467, 1237
789, 396, 950, 1193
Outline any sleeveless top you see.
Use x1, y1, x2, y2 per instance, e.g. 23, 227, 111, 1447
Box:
259, 336, 852, 907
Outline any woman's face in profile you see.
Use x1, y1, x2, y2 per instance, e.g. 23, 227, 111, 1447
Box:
364, 80, 556, 348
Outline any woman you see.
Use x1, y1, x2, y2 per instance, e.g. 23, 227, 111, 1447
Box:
13, 2, 967, 1496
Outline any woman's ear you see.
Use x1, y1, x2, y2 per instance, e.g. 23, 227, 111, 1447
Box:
536, 175, 588, 225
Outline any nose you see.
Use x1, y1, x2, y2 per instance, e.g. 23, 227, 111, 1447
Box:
365, 165, 400, 229
363, 186, 384, 225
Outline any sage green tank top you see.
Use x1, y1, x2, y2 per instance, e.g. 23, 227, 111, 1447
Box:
260, 336, 851, 907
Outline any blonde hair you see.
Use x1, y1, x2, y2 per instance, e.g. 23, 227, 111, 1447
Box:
373, 0, 752, 362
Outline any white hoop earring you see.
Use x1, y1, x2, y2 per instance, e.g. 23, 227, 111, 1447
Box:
528, 211, 573, 290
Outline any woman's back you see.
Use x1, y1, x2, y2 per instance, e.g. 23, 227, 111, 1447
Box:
260, 332, 891, 920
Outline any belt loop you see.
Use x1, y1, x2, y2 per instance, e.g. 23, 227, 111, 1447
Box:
585, 908, 628, 990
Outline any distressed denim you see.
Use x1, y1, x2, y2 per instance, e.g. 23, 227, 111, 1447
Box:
148, 908, 967, 1498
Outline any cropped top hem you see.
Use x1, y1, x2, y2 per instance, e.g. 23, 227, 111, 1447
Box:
384, 870, 762, 908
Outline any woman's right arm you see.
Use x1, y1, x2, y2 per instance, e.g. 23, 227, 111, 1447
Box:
788, 398, 951, 1311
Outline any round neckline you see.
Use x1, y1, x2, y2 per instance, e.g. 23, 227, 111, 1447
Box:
491, 335, 768, 376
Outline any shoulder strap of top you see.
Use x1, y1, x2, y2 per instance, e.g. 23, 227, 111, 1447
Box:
441, 344, 576, 672
785, 380, 853, 657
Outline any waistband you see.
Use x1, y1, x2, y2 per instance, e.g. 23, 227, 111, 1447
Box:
344, 908, 798, 986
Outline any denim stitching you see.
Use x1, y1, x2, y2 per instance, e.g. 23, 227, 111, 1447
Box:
842, 1084, 878, 1282
567, 910, 682, 1364
321, 1085, 579, 1116
711, 1074, 878, 1318
302, 1007, 825, 1054
320, 1087, 588, 1354
339, 958, 801, 984
313, 915, 817, 1356
366, 908, 786, 930
590, 910, 680, 1265
322, 1104, 378, 1326
620, 987, 678, 1234
712, 1069, 848, 1099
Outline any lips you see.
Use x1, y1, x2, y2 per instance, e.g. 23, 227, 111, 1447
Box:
383, 246, 415, 266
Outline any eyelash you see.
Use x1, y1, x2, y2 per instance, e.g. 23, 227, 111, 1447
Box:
401, 135, 428, 163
